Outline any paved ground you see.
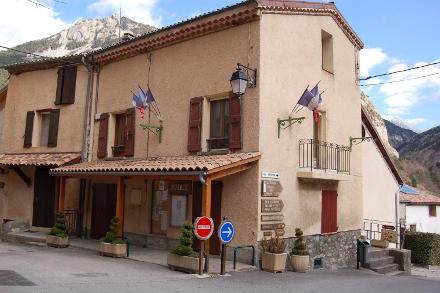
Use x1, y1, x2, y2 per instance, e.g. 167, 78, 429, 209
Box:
1, 241, 440, 293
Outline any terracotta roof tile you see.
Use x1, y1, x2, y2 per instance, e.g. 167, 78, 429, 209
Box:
51, 152, 260, 175
0, 153, 81, 167
400, 190, 440, 205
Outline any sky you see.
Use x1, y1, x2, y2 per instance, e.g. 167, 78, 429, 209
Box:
2, 0, 440, 131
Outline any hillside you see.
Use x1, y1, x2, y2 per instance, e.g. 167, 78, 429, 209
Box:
384, 119, 417, 149
0, 14, 155, 86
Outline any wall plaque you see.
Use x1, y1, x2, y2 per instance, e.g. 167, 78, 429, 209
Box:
261, 223, 285, 231
263, 231, 273, 237
261, 172, 279, 179
261, 180, 283, 197
261, 214, 284, 222
261, 199, 284, 213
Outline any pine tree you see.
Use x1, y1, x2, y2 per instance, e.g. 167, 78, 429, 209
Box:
174, 221, 194, 256
50, 211, 67, 238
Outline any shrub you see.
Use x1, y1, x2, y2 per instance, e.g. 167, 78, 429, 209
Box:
409, 174, 418, 188
174, 221, 194, 256
404, 232, 440, 265
262, 235, 286, 254
291, 228, 308, 256
49, 211, 67, 238
100, 217, 125, 244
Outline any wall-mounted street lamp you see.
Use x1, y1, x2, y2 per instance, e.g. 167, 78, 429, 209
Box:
229, 63, 257, 95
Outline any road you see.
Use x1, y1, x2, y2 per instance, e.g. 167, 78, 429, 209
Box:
0, 241, 439, 293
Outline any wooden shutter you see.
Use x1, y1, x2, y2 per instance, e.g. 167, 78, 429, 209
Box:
187, 97, 203, 152
23, 111, 35, 148
97, 113, 109, 158
321, 190, 338, 234
124, 107, 135, 157
55, 68, 63, 105
47, 109, 60, 147
228, 93, 242, 149
61, 66, 77, 104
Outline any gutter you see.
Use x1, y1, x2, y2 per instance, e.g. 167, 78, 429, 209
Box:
80, 55, 94, 162
50, 170, 207, 177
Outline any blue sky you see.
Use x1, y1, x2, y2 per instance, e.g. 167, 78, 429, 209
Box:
3, 0, 440, 131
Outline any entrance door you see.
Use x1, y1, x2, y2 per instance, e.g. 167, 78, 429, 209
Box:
91, 183, 117, 239
32, 168, 56, 227
192, 181, 222, 255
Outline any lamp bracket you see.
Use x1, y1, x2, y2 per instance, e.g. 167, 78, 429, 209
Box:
237, 62, 257, 88
140, 123, 163, 144
277, 116, 305, 138
349, 136, 373, 152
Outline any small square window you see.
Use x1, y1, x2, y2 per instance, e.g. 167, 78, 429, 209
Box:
429, 205, 437, 217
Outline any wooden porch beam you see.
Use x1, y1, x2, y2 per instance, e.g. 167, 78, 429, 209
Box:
9, 165, 31, 187
205, 155, 260, 175
209, 163, 252, 181
58, 176, 66, 212
201, 175, 212, 271
116, 176, 125, 237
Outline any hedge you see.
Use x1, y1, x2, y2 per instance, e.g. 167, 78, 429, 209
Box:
404, 232, 440, 265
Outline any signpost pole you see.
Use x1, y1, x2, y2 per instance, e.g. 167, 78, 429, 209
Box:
220, 243, 226, 275
199, 240, 204, 275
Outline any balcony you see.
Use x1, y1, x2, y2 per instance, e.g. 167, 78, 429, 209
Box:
297, 139, 351, 181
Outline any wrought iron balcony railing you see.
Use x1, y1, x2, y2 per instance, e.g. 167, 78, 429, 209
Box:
298, 139, 350, 174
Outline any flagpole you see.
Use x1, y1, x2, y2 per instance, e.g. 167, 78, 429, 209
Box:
146, 53, 152, 159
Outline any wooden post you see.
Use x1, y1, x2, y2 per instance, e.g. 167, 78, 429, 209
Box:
201, 176, 211, 272
199, 240, 204, 275
221, 243, 226, 275
58, 177, 66, 212
116, 176, 124, 237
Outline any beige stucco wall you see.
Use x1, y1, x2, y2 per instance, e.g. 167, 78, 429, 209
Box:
0, 66, 88, 154
362, 125, 399, 224
258, 13, 363, 239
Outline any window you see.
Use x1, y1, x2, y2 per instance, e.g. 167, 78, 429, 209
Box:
429, 205, 437, 217
39, 112, 50, 147
55, 66, 77, 105
208, 98, 229, 150
321, 30, 334, 73
112, 113, 126, 157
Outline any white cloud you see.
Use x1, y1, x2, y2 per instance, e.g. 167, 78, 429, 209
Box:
88, 0, 161, 27
0, 0, 69, 48
360, 48, 387, 78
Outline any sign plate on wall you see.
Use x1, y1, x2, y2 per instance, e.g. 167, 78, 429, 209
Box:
261, 214, 284, 222
261, 172, 279, 179
261, 223, 285, 231
261, 199, 284, 213
261, 180, 283, 197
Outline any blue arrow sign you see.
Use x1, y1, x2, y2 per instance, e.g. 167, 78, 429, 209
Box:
219, 221, 234, 244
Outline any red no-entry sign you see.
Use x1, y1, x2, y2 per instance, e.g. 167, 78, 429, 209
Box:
193, 216, 214, 240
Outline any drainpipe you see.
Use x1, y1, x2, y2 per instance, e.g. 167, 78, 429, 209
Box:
395, 184, 403, 249
88, 68, 99, 162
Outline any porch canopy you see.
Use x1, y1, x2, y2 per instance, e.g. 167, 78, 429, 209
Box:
50, 152, 261, 237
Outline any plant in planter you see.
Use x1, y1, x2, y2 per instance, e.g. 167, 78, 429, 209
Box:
46, 211, 69, 248
290, 228, 309, 272
167, 220, 201, 273
98, 216, 126, 258
261, 234, 287, 273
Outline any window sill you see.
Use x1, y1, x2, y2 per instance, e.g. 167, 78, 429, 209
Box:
322, 68, 334, 75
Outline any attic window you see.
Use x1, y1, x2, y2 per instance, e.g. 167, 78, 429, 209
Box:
321, 30, 334, 74
429, 205, 437, 217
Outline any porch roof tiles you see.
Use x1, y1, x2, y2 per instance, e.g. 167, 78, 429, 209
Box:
50, 152, 261, 175
0, 153, 81, 167
400, 190, 440, 205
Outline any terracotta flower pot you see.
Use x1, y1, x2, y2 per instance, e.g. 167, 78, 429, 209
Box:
167, 253, 202, 274
261, 252, 287, 273
290, 254, 309, 273
98, 242, 126, 258
46, 235, 69, 248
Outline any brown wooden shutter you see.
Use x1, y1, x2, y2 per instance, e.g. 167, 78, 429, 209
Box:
187, 97, 203, 152
124, 107, 135, 157
47, 109, 60, 147
23, 111, 35, 148
228, 93, 242, 149
61, 66, 77, 104
97, 113, 109, 158
55, 68, 63, 105
321, 190, 338, 234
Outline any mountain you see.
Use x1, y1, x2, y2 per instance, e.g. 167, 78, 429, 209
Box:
0, 14, 156, 86
384, 116, 421, 133
384, 119, 417, 149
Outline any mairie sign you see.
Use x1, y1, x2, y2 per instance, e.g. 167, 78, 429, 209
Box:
218, 220, 234, 244
193, 216, 214, 241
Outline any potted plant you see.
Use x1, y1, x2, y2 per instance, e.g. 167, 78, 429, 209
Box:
98, 216, 126, 257
46, 211, 69, 248
290, 228, 309, 272
167, 220, 202, 273
261, 234, 287, 273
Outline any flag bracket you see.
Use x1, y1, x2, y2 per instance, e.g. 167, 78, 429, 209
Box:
277, 116, 305, 138
349, 136, 373, 152
140, 123, 163, 143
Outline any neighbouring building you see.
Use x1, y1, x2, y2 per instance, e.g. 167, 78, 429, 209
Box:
0, 56, 88, 234
361, 106, 404, 244
47, 0, 365, 271
400, 188, 440, 234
